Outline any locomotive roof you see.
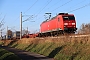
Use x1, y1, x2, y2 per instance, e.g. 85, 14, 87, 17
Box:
41, 13, 74, 23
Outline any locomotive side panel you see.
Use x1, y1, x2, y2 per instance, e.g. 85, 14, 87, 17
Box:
40, 21, 49, 33
57, 15, 64, 30
40, 16, 63, 33
49, 18, 57, 31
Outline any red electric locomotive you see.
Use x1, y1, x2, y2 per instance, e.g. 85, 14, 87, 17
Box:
39, 13, 77, 36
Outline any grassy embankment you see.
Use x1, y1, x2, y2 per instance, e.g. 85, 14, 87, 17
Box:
0, 36, 90, 60
0, 48, 21, 60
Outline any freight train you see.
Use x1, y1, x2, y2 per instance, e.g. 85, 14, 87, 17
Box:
38, 13, 77, 37
4, 13, 77, 39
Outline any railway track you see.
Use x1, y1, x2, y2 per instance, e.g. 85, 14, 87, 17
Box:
69, 34, 89, 38
38, 34, 90, 39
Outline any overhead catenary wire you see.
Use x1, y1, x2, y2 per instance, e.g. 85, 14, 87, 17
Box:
47, 0, 62, 10
62, 0, 87, 12
20, 0, 39, 23
35, 0, 73, 22
51, 0, 73, 12
22, 15, 33, 22
23, 0, 52, 22
28, 0, 53, 28
0, 15, 6, 28
32, 1, 90, 28
33, 0, 56, 23
13, 0, 38, 22
68, 3, 90, 13
12, 0, 39, 30
24, 0, 38, 14
36, 0, 88, 21
30, 0, 52, 26
31, 0, 73, 28
13, 0, 54, 26
13, 0, 90, 33
36, 0, 52, 16
30, 1, 90, 33
29, 0, 53, 27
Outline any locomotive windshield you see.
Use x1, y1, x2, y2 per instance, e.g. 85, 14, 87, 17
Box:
63, 16, 75, 20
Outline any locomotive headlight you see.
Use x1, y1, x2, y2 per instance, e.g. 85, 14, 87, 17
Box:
72, 23, 75, 25
64, 23, 68, 25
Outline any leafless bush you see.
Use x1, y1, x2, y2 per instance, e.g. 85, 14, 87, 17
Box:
0, 14, 5, 40
78, 23, 90, 34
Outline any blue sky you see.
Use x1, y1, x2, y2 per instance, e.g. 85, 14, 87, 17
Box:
0, 0, 90, 35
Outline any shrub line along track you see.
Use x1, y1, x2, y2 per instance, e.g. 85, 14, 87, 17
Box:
0, 45, 54, 60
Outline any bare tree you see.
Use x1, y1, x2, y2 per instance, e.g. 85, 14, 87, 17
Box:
78, 23, 90, 34
0, 14, 5, 39
0, 14, 5, 28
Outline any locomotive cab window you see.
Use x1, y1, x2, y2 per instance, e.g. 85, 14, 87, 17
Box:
63, 16, 68, 20
63, 16, 75, 20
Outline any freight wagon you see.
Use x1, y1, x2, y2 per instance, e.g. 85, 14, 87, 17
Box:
13, 31, 20, 39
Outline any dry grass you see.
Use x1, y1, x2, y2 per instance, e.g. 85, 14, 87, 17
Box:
0, 35, 90, 46
0, 35, 90, 60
